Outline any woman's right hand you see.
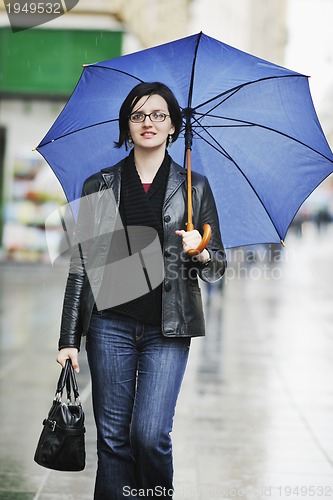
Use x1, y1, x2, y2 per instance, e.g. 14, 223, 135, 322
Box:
56, 348, 80, 373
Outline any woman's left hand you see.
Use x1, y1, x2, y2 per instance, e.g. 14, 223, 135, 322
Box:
175, 229, 202, 253
175, 229, 210, 262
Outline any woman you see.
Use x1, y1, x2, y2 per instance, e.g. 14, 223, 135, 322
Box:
57, 82, 226, 499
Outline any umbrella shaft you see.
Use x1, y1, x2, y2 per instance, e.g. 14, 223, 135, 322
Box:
186, 148, 194, 231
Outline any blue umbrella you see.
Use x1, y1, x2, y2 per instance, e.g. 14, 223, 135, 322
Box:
36, 32, 333, 248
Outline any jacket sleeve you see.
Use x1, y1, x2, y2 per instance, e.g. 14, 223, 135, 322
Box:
59, 271, 85, 351
194, 176, 227, 283
58, 185, 93, 351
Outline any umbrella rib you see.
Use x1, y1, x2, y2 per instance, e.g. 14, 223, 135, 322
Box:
38, 66, 144, 148
87, 65, 145, 83
193, 112, 333, 164
185, 116, 234, 162
191, 125, 285, 241
195, 74, 307, 110
38, 119, 119, 148
187, 32, 203, 108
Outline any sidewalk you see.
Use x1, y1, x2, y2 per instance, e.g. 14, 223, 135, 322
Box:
0, 224, 333, 499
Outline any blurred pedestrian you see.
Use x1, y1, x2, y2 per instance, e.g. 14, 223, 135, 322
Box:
56, 82, 226, 499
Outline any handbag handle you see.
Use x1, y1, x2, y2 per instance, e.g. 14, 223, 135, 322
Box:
56, 359, 70, 394
67, 363, 80, 402
55, 359, 80, 404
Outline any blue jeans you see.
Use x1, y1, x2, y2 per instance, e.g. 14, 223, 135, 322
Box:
86, 311, 190, 499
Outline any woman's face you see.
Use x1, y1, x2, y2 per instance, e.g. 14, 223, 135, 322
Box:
128, 94, 175, 151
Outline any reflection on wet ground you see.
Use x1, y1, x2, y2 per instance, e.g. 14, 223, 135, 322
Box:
0, 224, 333, 499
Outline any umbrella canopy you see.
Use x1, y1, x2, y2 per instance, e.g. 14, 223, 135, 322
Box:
36, 32, 333, 248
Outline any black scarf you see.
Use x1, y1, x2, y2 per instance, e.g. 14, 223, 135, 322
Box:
110, 150, 170, 325
120, 149, 170, 245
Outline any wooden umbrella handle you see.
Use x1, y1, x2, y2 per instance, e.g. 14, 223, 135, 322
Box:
187, 223, 212, 256
186, 147, 212, 256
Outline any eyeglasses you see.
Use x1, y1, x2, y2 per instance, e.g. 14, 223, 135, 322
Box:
129, 111, 170, 123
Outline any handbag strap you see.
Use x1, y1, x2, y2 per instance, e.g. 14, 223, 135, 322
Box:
55, 359, 81, 404
56, 359, 71, 394
65, 364, 80, 402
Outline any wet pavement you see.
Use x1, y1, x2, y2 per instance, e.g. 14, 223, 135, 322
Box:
0, 223, 333, 499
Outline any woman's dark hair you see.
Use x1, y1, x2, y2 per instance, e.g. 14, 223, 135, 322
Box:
114, 82, 183, 149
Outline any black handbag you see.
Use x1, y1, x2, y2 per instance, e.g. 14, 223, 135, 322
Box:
34, 359, 86, 471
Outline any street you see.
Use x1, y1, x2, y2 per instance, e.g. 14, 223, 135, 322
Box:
0, 223, 333, 499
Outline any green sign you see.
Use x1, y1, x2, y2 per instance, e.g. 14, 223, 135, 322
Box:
0, 27, 123, 97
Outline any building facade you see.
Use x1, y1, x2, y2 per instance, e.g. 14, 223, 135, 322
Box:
190, 0, 287, 65
1, 0, 331, 260
0, 0, 190, 260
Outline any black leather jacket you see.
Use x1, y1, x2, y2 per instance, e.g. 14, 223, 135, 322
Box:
59, 157, 226, 351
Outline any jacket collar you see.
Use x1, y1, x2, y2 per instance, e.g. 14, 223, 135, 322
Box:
164, 160, 186, 205
101, 158, 125, 206
100, 156, 186, 206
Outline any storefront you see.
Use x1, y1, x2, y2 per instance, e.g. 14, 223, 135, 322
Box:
0, 25, 123, 261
